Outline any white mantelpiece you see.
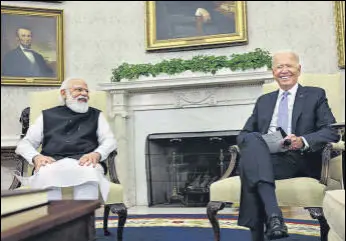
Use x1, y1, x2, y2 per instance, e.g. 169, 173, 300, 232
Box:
98, 69, 274, 207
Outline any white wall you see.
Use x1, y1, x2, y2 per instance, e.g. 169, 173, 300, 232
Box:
1, 1, 344, 145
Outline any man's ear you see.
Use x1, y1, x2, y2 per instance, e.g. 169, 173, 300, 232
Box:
297, 64, 302, 75
60, 89, 66, 99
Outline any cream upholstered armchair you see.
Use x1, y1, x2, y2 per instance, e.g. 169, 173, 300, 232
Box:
9, 90, 127, 240
207, 73, 345, 241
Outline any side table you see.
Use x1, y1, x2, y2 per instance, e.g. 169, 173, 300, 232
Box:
1, 200, 100, 241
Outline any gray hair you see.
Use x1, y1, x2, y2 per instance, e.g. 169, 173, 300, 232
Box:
271, 50, 300, 67
58, 77, 84, 105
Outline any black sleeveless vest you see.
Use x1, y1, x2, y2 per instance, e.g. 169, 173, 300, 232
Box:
41, 106, 100, 160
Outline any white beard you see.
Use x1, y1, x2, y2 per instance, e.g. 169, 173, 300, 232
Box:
65, 91, 89, 113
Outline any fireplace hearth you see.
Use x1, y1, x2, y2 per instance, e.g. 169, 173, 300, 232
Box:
146, 130, 239, 207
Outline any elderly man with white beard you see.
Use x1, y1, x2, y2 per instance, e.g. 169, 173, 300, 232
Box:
15, 77, 116, 201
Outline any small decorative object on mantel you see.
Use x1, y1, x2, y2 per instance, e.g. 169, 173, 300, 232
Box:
111, 48, 272, 82
1, 5, 64, 86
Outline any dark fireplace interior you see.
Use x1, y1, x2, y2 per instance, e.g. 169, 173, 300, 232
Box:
146, 130, 239, 207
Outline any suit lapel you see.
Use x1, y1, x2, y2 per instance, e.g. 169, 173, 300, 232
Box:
16, 47, 34, 65
291, 85, 305, 133
263, 90, 279, 132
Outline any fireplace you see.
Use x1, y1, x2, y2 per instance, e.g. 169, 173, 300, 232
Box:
99, 69, 273, 206
146, 130, 239, 207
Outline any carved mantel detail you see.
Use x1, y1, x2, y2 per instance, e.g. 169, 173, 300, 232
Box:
108, 90, 129, 119
174, 89, 216, 107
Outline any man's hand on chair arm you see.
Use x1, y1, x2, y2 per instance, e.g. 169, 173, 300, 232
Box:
79, 152, 101, 168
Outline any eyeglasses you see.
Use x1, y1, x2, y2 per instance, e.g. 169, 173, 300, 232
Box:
69, 87, 89, 94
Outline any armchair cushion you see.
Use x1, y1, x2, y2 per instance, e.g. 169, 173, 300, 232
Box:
210, 176, 326, 207
29, 89, 108, 123
106, 183, 124, 204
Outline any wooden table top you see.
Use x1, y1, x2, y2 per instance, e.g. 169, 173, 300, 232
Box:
1, 200, 101, 241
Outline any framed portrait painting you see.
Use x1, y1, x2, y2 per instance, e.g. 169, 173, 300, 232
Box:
1, 5, 64, 86
145, 1, 248, 51
334, 1, 345, 68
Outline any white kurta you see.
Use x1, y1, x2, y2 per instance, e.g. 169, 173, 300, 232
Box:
15, 111, 117, 201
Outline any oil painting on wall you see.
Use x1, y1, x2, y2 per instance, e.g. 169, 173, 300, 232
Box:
146, 1, 247, 51
1, 5, 64, 86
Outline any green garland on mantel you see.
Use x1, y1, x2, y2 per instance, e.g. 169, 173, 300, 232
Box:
111, 48, 272, 82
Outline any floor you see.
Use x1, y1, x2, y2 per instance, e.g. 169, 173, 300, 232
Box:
95, 206, 313, 220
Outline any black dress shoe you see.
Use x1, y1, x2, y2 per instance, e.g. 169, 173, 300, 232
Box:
265, 213, 289, 240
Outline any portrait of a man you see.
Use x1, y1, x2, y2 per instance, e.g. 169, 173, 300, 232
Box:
1, 6, 63, 85
2, 27, 54, 77
146, 1, 247, 51
156, 1, 236, 40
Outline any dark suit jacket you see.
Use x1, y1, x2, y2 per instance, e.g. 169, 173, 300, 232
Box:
1, 47, 54, 77
237, 84, 340, 178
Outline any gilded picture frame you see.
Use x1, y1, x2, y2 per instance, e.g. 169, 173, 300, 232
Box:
334, 1, 345, 68
1, 5, 64, 86
145, 1, 248, 51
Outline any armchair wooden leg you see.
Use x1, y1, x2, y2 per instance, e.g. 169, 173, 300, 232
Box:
110, 203, 128, 241
207, 201, 226, 241
103, 204, 111, 236
305, 207, 330, 241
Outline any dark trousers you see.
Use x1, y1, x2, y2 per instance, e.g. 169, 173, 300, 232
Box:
237, 133, 306, 229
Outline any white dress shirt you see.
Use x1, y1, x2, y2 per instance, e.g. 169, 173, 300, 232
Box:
20, 45, 36, 64
268, 83, 309, 149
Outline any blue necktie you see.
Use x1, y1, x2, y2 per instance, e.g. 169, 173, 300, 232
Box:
277, 91, 289, 134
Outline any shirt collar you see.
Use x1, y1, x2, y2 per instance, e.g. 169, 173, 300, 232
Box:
20, 45, 33, 52
279, 83, 299, 97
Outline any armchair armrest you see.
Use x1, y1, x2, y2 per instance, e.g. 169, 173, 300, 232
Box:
106, 150, 121, 184
9, 154, 29, 190
320, 141, 344, 188
220, 145, 240, 180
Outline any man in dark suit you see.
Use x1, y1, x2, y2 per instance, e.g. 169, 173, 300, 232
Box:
2, 27, 54, 77
237, 51, 339, 240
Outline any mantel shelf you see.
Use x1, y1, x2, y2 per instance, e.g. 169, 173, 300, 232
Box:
98, 69, 273, 93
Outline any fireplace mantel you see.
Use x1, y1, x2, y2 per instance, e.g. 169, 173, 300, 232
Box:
99, 68, 273, 92
98, 69, 273, 206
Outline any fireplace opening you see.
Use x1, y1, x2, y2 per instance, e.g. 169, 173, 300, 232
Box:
146, 130, 240, 207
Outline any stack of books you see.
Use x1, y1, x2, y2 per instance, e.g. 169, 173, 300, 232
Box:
1, 188, 50, 232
